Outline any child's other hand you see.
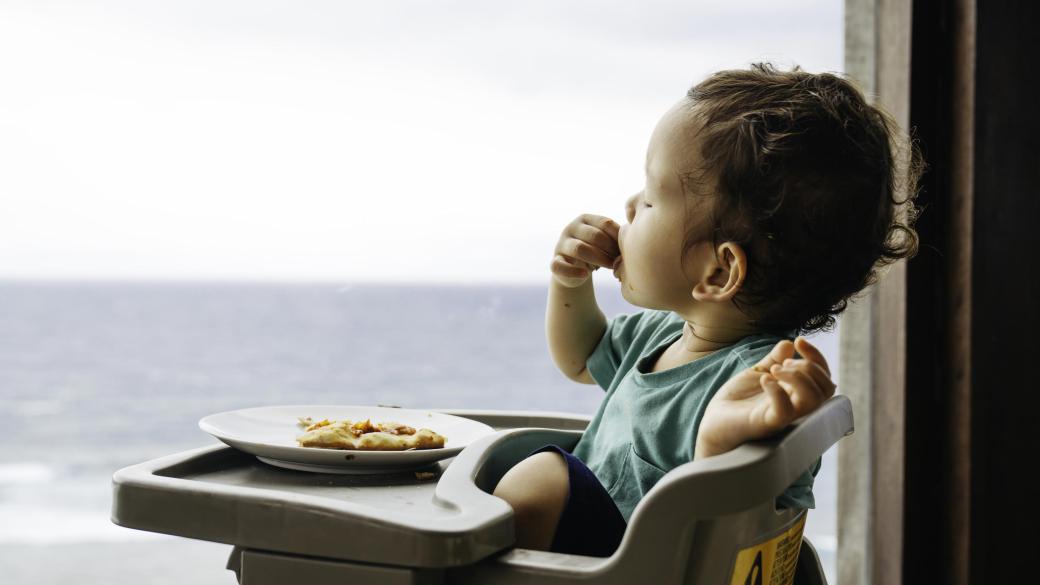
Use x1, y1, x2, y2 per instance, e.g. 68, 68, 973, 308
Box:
551, 214, 621, 288
695, 337, 836, 459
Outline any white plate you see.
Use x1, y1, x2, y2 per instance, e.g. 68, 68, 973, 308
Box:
199, 405, 495, 474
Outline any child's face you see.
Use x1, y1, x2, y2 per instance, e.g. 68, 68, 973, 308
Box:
614, 99, 716, 311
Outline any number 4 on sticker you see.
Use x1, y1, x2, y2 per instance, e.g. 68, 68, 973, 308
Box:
743, 551, 764, 585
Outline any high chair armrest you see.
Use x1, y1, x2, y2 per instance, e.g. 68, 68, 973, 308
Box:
628, 394, 853, 524
447, 396, 852, 585
440, 428, 622, 585
433, 427, 584, 544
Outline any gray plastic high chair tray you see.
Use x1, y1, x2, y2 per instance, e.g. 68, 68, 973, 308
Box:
112, 410, 589, 569
111, 397, 852, 585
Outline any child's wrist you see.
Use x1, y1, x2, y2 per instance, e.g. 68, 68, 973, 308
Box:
694, 435, 732, 460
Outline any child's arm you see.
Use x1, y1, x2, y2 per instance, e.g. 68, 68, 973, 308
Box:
695, 337, 836, 459
546, 214, 621, 384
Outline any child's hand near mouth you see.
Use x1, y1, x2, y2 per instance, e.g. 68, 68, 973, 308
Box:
550, 214, 622, 288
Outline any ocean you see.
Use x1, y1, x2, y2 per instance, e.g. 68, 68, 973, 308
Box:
0, 281, 838, 584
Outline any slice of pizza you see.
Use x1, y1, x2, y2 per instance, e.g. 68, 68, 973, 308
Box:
296, 418, 446, 451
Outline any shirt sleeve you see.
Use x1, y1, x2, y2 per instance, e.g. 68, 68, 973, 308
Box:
585, 311, 648, 391
775, 456, 823, 510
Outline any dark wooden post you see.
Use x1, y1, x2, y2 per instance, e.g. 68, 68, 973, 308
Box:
906, 0, 1040, 583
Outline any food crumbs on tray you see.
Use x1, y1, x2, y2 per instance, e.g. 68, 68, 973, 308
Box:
414, 471, 438, 480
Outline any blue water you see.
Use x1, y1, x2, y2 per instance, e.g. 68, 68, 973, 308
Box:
0, 281, 838, 583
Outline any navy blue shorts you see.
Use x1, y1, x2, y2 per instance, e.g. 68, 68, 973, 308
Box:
525, 444, 628, 557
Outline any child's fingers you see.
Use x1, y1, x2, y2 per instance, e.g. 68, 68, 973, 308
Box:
578, 215, 615, 256
559, 238, 615, 270
771, 362, 828, 401
555, 215, 620, 271
793, 336, 831, 377
582, 220, 619, 257
552, 254, 591, 274
769, 365, 829, 413
761, 374, 794, 430
781, 358, 836, 399
596, 217, 622, 242
750, 340, 796, 374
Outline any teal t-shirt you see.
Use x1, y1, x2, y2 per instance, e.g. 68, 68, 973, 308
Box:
572, 310, 821, 522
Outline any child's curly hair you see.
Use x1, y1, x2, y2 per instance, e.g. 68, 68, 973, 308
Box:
683, 63, 922, 334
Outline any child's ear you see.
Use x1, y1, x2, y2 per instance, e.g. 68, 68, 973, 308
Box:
691, 242, 747, 303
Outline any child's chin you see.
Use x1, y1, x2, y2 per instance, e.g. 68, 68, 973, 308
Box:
618, 283, 639, 305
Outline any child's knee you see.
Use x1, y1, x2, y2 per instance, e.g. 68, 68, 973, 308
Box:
492, 451, 570, 521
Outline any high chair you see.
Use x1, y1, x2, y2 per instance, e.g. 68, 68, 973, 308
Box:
112, 395, 852, 585
443, 395, 851, 585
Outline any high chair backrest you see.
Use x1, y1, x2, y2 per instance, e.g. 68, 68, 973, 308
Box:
443, 395, 853, 585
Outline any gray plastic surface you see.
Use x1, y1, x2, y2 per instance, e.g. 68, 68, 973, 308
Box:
111, 410, 590, 568
113, 398, 851, 585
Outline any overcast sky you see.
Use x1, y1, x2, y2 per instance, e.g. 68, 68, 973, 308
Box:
0, 0, 843, 284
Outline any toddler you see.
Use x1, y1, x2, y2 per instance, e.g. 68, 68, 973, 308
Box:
492, 63, 920, 557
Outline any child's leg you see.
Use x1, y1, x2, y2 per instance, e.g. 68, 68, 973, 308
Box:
492, 451, 569, 550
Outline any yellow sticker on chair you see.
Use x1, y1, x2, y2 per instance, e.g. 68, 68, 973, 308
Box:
729, 513, 807, 585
